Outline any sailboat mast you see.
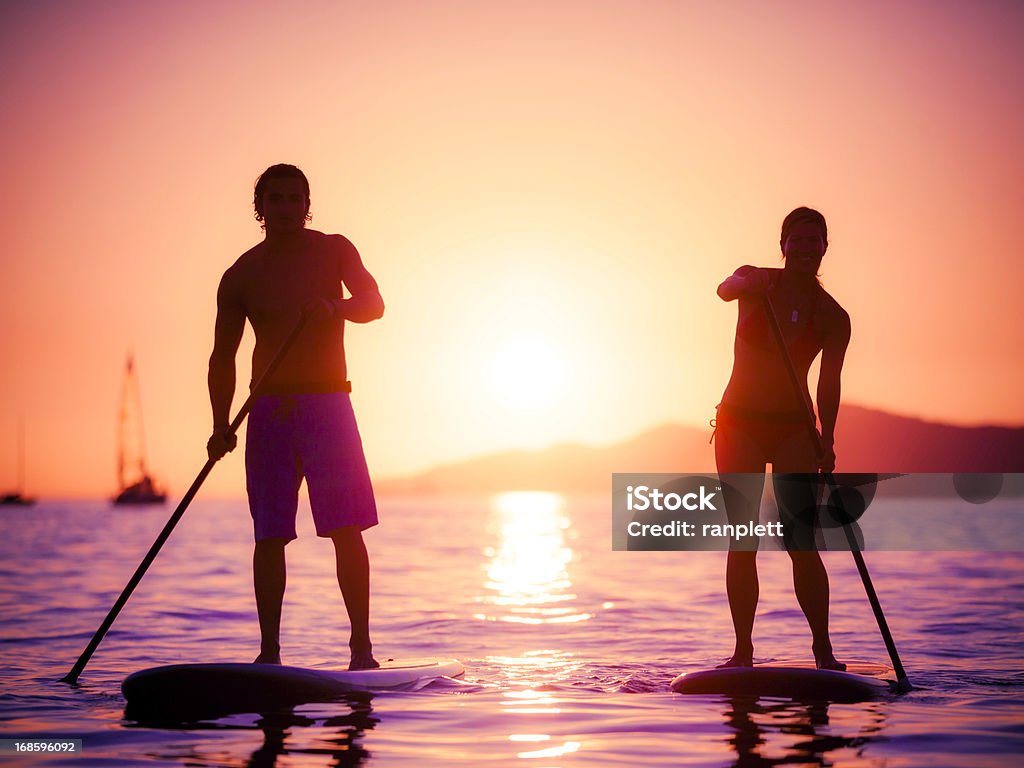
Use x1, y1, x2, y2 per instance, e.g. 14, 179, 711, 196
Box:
118, 355, 131, 490
112, 353, 165, 504
132, 357, 150, 477
16, 415, 25, 494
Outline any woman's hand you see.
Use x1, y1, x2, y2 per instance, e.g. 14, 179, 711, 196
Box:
817, 437, 836, 473
740, 268, 774, 295
718, 266, 775, 301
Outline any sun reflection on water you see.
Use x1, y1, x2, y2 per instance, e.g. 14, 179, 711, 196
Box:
495, 655, 587, 761
477, 495, 597, 762
515, 739, 582, 760
475, 491, 591, 625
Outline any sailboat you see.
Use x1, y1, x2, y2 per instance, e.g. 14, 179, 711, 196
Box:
1, 417, 36, 506
113, 354, 167, 505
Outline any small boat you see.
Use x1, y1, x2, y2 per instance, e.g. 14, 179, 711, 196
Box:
113, 355, 167, 505
113, 475, 166, 506
0, 491, 35, 506
1, 417, 36, 506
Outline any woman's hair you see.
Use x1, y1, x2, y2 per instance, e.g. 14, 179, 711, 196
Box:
253, 164, 312, 226
780, 206, 827, 247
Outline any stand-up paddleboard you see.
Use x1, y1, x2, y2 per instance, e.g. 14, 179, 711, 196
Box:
123, 658, 464, 719
671, 660, 893, 703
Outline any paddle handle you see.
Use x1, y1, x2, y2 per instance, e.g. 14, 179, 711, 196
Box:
760, 294, 911, 692
61, 316, 308, 684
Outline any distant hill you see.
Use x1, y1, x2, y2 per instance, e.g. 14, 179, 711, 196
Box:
376, 404, 1024, 495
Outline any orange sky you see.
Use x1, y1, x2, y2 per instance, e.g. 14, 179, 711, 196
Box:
1, 1, 1022, 497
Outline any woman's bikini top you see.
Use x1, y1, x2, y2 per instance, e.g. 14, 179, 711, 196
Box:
735, 284, 826, 366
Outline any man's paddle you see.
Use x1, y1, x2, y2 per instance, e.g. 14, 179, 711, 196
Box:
60, 316, 308, 684
761, 294, 912, 693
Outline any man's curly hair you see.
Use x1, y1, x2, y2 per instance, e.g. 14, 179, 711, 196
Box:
253, 164, 312, 227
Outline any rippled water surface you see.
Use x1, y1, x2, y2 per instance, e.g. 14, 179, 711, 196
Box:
1, 495, 1022, 766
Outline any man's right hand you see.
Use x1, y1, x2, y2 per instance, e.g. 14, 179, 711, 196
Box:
207, 429, 238, 461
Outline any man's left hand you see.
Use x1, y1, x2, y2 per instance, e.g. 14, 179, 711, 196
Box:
302, 298, 336, 322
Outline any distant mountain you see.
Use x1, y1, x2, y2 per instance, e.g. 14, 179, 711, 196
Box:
376, 404, 1024, 495
833, 405, 1024, 472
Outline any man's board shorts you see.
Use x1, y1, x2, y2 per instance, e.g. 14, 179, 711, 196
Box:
245, 390, 378, 542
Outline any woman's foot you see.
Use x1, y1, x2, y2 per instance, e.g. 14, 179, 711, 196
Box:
814, 654, 846, 671
716, 648, 754, 668
813, 642, 846, 670
254, 643, 281, 664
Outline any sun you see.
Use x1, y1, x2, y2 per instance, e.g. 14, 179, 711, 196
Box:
488, 332, 567, 409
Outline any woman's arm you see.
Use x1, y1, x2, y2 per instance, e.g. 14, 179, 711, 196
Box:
816, 307, 851, 471
717, 265, 773, 301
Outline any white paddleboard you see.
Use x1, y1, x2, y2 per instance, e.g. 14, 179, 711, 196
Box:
123, 657, 464, 718
671, 660, 893, 702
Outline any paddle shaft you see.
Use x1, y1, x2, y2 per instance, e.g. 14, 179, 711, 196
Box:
760, 294, 911, 691
60, 316, 308, 684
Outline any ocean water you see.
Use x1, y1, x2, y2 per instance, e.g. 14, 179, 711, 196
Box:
1, 494, 1022, 767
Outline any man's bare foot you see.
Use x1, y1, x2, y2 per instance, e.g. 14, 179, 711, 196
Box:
348, 651, 380, 671
716, 652, 753, 669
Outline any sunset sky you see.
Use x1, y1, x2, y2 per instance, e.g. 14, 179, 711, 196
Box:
1, 0, 1022, 497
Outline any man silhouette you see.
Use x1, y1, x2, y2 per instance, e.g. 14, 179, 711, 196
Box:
207, 164, 384, 669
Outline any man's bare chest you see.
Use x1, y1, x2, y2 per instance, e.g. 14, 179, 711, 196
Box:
241, 254, 341, 322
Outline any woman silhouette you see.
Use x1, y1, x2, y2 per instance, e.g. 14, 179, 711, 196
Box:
713, 206, 850, 670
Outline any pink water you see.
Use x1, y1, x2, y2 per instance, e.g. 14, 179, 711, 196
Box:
1, 495, 1022, 766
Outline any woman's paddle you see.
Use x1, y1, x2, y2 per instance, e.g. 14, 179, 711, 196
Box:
60, 316, 308, 684
761, 294, 912, 693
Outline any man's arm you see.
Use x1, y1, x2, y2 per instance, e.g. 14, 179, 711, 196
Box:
334, 235, 384, 323
207, 271, 246, 460
816, 308, 851, 472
